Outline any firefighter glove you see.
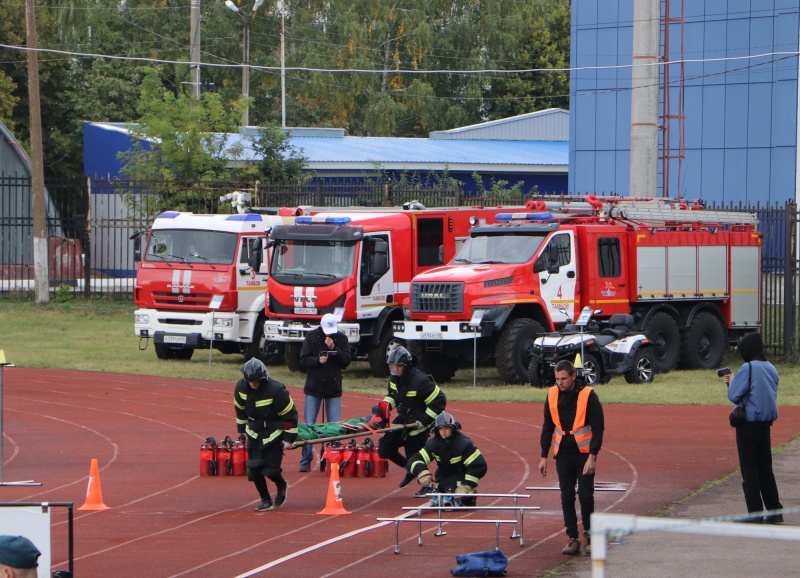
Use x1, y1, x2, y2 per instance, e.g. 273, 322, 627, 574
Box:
417, 470, 433, 486
282, 441, 294, 450
454, 484, 474, 495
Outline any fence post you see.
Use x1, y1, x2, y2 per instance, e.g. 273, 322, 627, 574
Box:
383, 184, 391, 207
314, 180, 324, 206
784, 203, 797, 357
84, 177, 92, 299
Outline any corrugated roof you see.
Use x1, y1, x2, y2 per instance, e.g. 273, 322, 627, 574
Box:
86, 122, 568, 174
228, 134, 567, 173
429, 108, 569, 141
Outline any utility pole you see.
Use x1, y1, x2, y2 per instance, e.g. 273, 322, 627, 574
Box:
25, 0, 49, 304
280, 1, 286, 128
190, 0, 201, 99
629, 0, 660, 197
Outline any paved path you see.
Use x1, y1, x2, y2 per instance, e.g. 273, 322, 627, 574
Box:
552, 436, 800, 577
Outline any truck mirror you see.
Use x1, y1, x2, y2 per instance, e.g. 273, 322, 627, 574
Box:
248, 238, 263, 270
132, 237, 141, 262
533, 255, 548, 273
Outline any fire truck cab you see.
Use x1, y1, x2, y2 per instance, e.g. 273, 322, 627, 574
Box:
133, 211, 288, 362
262, 206, 519, 377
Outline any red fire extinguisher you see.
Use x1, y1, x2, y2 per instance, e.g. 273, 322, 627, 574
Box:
371, 449, 388, 478
231, 439, 246, 476
216, 436, 233, 476
355, 445, 372, 477
323, 443, 343, 473
341, 440, 357, 477
200, 437, 217, 476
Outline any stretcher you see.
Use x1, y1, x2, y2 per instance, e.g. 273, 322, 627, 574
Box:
291, 418, 423, 448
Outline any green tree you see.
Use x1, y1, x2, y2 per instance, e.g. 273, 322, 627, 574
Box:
247, 125, 309, 182
119, 68, 243, 181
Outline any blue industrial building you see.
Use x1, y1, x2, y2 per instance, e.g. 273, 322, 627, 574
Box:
569, 0, 800, 204
84, 109, 569, 196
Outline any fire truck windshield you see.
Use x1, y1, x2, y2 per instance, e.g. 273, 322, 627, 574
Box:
453, 233, 546, 265
144, 230, 238, 265
271, 240, 357, 285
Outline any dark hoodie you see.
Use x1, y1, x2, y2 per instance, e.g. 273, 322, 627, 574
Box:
737, 332, 767, 363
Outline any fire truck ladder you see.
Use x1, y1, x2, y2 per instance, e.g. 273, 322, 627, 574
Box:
603, 200, 757, 227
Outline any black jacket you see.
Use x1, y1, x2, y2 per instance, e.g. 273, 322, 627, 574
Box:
299, 327, 352, 398
540, 384, 604, 457
234, 377, 298, 446
384, 367, 446, 433
407, 428, 487, 489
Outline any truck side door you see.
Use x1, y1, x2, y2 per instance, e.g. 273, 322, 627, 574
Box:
586, 232, 629, 316
237, 236, 269, 311
535, 231, 577, 324
357, 234, 393, 320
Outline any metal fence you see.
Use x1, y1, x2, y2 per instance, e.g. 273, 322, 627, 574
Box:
1, 175, 798, 358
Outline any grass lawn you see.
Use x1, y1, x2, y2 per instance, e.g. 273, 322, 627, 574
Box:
1, 297, 798, 406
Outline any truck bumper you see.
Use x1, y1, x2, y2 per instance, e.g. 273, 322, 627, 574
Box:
393, 320, 491, 341
263, 319, 361, 344
134, 308, 256, 344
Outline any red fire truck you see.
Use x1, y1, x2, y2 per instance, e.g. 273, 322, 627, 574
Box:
260, 205, 521, 377
393, 196, 761, 384
133, 209, 288, 362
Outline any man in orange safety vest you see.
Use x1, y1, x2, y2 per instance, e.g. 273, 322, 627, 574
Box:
539, 359, 604, 557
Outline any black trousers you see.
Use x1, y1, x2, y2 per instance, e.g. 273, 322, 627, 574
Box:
735, 422, 782, 516
247, 438, 286, 502
555, 452, 594, 539
378, 428, 428, 468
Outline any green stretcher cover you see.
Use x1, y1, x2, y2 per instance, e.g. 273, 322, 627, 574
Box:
296, 415, 375, 442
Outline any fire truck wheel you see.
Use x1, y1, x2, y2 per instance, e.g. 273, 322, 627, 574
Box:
244, 318, 284, 366
624, 349, 655, 383
284, 343, 304, 373
495, 318, 545, 384
368, 327, 402, 378
643, 312, 681, 373
154, 344, 194, 360
679, 312, 727, 370
527, 357, 555, 388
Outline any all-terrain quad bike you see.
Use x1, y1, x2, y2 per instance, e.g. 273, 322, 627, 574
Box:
528, 311, 656, 387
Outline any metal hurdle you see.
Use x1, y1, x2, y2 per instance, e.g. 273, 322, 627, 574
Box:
377, 492, 539, 554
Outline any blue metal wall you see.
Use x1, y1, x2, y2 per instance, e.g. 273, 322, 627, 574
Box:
569, 0, 800, 203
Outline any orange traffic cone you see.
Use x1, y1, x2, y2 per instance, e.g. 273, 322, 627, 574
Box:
317, 464, 351, 515
78, 458, 110, 511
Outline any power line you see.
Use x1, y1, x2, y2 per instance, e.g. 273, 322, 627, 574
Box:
1, 43, 797, 75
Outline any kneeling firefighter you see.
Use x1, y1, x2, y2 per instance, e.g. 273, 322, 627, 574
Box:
405, 412, 488, 507
234, 358, 298, 512
377, 345, 447, 488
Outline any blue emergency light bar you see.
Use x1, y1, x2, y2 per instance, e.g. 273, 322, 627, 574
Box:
496, 212, 553, 221
295, 215, 352, 225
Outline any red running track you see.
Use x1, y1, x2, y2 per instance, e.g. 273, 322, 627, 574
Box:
2, 368, 799, 577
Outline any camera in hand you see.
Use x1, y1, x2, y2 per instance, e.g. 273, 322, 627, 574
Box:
717, 367, 732, 377
320, 350, 337, 357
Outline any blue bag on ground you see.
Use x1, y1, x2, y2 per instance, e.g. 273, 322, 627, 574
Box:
450, 549, 508, 576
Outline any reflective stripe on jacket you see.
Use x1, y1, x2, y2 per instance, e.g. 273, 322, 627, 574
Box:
547, 386, 593, 455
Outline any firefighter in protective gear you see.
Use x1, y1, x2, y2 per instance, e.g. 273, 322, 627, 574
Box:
234, 358, 298, 512
405, 412, 487, 506
378, 345, 446, 488
539, 359, 604, 556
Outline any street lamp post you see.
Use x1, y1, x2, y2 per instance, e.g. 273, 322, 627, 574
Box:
225, 0, 263, 127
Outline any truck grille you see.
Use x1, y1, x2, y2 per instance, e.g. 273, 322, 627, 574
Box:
152, 292, 213, 307
411, 282, 464, 313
